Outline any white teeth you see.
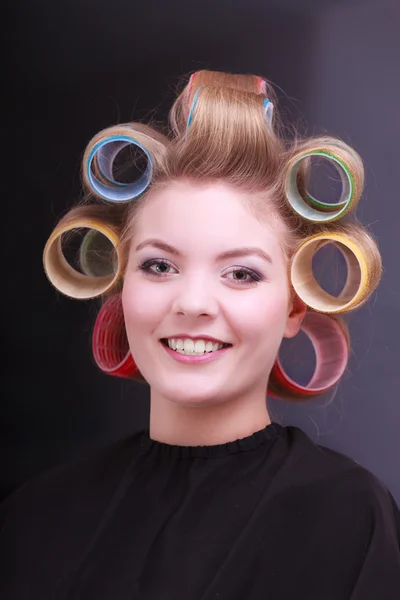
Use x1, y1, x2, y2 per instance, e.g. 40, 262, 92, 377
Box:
184, 339, 194, 353
205, 341, 213, 352
194, 340, 205, 353
166, 337, 226, 355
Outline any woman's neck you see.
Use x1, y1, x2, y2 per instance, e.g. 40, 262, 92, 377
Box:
149, 389, 271, 447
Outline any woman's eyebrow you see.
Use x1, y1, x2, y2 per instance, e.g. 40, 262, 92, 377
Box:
135, 239, 273, 264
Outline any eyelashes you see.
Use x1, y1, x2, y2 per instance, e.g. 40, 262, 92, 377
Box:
138, 258, 266, 286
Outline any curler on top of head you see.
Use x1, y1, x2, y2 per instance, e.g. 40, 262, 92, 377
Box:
186, 71, 271, 101
183, 70, 275, 132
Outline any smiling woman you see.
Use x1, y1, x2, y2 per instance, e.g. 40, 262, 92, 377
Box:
1, 70, 399, 599
120, 180, 304, 436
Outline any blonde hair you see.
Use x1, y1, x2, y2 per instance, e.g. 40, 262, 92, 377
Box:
44, 70, 382, 399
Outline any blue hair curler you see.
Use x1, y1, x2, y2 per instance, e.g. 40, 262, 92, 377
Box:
86, 135, 153, 202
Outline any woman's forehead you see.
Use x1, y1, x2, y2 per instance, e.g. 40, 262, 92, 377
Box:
135, 181, 282, 247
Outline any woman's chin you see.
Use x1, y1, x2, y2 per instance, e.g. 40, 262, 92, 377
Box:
152, 382, 230, 409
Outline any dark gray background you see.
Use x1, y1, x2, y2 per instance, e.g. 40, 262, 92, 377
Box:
3, 0, 399, 503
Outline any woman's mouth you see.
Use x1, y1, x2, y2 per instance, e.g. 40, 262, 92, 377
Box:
160, 338, 232, 363
161, 338, 231, 356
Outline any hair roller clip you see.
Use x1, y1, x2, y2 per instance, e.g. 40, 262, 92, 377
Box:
92, 293, 138, 378
284, 141, 363, 223
187, 72, 198, 99
43, 213, 122, 300
263, 98, 274, 125
187, 85, 206, 128
258, 78, 267, 95
290, 231, 381, 314
268, 311, 349, 400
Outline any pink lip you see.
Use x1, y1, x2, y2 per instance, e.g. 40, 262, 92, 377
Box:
161, 341, 231, 364
162, 334, 228, 344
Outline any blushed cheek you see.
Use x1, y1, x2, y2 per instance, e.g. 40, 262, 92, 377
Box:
231, 293, 289, 343
122, 279, 165, 332
268, 295, 290, 323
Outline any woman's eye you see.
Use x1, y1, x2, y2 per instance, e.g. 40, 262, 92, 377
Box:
139, 259, 178, 276
224, 268, 263, 284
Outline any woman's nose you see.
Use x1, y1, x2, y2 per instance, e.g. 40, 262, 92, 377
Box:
171, 275, 219, 318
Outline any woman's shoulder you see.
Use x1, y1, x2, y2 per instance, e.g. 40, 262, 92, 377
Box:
0, 431, 144, 527
256, 425, 400, 596
278, 424, 400, 530
281, 424, 392, 490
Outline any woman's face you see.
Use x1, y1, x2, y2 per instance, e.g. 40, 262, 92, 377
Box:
122, 180, 304, 407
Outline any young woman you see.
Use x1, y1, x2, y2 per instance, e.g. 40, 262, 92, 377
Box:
1, 70, 399, 599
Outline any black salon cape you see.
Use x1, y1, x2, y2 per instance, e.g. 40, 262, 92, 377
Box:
1, 423, 399, 600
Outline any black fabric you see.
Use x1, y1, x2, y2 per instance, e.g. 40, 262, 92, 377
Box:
0, 422, 399, 599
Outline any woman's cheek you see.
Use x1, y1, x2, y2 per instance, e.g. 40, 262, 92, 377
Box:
123, 278, 168, 324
